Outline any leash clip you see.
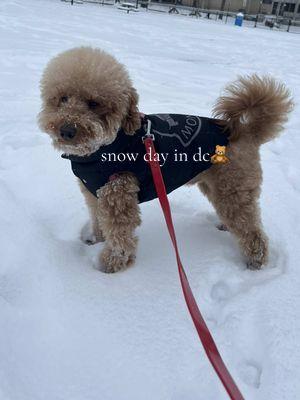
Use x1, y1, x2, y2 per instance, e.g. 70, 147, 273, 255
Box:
142, 119, 155, 142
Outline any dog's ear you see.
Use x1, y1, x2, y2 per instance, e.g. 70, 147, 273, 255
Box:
122, 87, 141, 135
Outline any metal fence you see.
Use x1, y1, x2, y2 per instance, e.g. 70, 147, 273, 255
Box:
62, 0, 300, 33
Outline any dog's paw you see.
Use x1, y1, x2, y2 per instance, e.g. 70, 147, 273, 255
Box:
80, 221, 104, 245
99, 246, 136, 273
244, 231, 268, 270
217, 223, 229, 231
246, 260, 263, 270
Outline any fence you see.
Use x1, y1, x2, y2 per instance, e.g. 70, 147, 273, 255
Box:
62, 0, 300, 33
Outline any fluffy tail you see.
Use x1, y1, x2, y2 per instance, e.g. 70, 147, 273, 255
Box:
213, 75, 293, 144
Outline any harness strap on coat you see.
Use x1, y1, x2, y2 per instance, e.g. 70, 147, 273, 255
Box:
143, 121, 244, 400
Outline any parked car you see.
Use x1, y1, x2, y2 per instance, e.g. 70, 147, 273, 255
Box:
244, 14, 257, 21
264, 15, 280, 28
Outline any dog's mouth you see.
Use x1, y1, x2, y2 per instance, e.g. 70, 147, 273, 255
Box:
39, 108, 122, 157
50, 122, 117, 157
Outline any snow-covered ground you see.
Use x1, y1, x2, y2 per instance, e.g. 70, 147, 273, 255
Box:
0, 1, 300, 399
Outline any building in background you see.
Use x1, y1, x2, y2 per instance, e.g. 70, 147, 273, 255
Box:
187, 0, 270, 14
152, 0, 300, 18
271, 0, 300, 19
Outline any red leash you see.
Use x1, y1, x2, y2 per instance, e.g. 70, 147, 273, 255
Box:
143, 121, 244, 400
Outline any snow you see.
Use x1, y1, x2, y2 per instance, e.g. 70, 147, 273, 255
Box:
0, 1, 300, 399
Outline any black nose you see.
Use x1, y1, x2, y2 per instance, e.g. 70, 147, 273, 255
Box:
60, 124, 77, 140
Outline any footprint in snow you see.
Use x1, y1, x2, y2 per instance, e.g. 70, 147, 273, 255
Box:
210, 239, 287, 303
285, 165, 300, 192
239, 360, 262, 388
210, 281, 232, 302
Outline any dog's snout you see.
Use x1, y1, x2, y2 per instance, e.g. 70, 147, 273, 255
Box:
60, 124, 77, 140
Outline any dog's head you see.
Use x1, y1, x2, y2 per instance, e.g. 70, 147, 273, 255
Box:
38, 47, 141, 156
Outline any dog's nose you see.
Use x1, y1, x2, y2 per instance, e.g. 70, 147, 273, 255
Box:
60, 124, 77, 140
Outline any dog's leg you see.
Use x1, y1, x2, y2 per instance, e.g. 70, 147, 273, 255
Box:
220, 194, 268, 269
198, 181, 228, 232
79, 180, 104, 245
212, 189, 268, 269
198, 177, 268, 269
97, 174, 141, 273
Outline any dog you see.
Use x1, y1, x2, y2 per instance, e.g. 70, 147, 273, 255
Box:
38, 47, 293, 273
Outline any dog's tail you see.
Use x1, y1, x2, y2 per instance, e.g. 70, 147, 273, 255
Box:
213, 75, 293, 144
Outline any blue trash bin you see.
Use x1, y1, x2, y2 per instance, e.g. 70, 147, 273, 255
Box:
235, 12, 244, 26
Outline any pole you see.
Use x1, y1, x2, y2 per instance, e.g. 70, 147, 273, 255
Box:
225, 0, 230, 23
255, 1, 262, 27
219, 0, 226, 19
276, 0, 284, 21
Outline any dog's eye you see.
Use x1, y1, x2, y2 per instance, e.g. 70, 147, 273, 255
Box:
60, 96, 68, 103
87, 100, 99, 110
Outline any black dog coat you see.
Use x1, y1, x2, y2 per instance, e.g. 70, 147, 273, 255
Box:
62, 114, 229, 203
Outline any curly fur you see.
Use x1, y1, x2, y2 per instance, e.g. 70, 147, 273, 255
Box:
38, 47, 293, 272
213, 74, 294, 143
38, 47, 140, 156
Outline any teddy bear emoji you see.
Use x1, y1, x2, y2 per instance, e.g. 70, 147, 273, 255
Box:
211, 145, 229, 164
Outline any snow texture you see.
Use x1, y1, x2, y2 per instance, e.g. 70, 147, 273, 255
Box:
0, 1, 300, 399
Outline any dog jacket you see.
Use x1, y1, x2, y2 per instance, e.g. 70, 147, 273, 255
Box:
62, 114, 229, 203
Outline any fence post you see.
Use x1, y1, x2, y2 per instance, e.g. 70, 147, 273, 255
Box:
254, 14, 258, 27
287, 19, 291, 32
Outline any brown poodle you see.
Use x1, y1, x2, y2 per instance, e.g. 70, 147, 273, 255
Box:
38, 47, 293, 273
